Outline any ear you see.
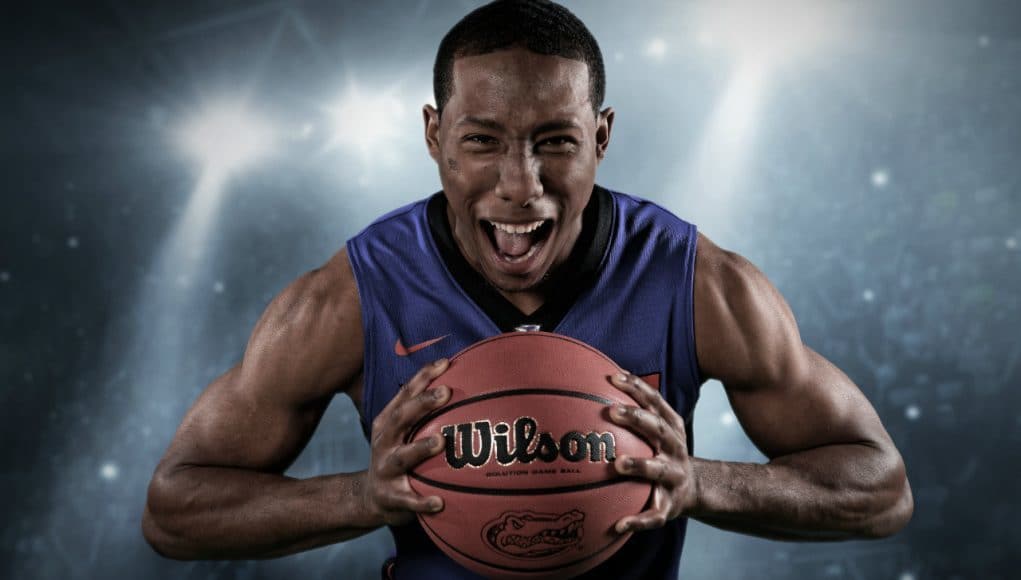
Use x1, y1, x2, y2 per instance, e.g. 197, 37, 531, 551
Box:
595, 106, 614, 163
423, 104, 442, 163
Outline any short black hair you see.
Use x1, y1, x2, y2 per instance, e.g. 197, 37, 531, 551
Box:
433, 0, 605, 116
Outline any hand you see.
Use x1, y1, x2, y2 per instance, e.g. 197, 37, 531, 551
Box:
607, 372, 698, 533
363, 358, 451, 526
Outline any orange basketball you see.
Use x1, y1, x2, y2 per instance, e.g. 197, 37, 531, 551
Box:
407, 331, 654, 579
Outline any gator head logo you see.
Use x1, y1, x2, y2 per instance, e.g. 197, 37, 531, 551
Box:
483, 510, 585, 558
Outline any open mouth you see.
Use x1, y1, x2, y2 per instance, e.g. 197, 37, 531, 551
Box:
480, 219, 555, 265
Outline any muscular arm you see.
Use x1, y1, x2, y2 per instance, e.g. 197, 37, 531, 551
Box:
142, 249, 378, 558
689, 234, 913, 540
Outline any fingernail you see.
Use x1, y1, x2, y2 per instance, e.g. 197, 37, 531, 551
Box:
624, 457, 635, 470
616, 521, 630, 534
615, 373, 628, 382
430, 499, 443, 512
612, 404, 627, 417
434, 358, 448, 368
432, 385, 449, 401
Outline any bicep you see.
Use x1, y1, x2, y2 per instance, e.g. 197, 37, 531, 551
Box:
695, 236, 891, 459
162, 364, 332, 474
724, 347, 890, 460
159, 249, 364, 474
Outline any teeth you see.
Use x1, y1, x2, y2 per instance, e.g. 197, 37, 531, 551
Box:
489, 220, 545, 235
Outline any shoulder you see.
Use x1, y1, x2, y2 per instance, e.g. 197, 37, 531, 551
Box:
264, 247, 359, 332
693, 232, 804, 388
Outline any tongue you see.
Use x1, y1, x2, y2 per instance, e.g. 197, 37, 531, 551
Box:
493, 229, 532, 257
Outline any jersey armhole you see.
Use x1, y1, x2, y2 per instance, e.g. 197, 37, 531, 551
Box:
681, 223, 704, 395
345, 236, 376, 434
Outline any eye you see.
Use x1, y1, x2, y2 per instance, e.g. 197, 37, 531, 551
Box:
536, 136, 578, 153
463, 134, 498, 147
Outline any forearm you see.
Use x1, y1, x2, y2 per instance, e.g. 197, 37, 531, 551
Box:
143, 466, 380, 559
689, 443, 911, 541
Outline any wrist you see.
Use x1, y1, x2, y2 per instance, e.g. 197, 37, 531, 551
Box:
686, 457, 714, 518
351, 470, 385, 528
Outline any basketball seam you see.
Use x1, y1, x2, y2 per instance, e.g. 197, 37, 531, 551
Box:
409, 472, 647, 496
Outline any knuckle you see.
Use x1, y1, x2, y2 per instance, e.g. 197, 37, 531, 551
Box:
386, 450, 408, 472
419, 434, 439, 450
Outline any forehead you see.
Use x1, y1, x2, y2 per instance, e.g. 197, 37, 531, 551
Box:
447, 48, 592, 127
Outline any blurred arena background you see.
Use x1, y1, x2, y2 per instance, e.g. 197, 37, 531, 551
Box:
3, 1, 1020, 578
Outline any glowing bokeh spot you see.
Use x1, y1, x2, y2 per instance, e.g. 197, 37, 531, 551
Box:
100, 462, 119, 481
720, 410, 737, 427
905, 405, 921, 421
871, 169, 890, 188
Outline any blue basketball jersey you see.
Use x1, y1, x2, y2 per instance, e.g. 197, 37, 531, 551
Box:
346, 186, 703, 579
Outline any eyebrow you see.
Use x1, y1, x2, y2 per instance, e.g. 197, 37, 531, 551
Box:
456, 116, 504, 131
455, 116, 582, 134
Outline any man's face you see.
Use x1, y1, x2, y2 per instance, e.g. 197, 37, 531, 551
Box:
424, 47, 613, 295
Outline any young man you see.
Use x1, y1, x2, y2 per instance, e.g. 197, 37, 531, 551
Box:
143, 1, 913, 578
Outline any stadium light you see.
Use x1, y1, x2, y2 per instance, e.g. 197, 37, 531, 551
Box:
177, 102, 275, 178
324, 84, 407, 157
696, 0, 834, 65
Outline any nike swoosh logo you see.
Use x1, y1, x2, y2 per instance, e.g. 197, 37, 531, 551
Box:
394, 334, 450, 356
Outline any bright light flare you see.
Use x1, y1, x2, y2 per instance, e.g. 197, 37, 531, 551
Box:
324, 85, 407, 156
697, 0, 834, 65
177, 103, 275, 177
645, 38, 668, 60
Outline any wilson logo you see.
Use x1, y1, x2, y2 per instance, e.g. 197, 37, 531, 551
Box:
441, 416, 616, 469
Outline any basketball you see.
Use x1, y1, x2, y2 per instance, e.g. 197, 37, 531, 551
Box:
407, 331, 654, 579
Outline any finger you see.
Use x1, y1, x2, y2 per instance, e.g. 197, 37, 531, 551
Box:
609, 373, 686, 434
613, 455, 676, 483
404, 358, 450, 398
609, 404, 684, 454
383, 490, 445, 515
380, 434, 445, 477
614, 506, 669, 534
373, 383, 451, 446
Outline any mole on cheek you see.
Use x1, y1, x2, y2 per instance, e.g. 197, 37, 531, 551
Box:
446, 157, 460, 171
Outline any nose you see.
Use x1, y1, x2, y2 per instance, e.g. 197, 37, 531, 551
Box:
494, 150, 542, 207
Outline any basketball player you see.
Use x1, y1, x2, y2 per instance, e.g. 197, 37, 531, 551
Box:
142, 1, 913, 578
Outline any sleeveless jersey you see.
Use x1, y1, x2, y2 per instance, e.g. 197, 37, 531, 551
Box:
346, 186, 703, 579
